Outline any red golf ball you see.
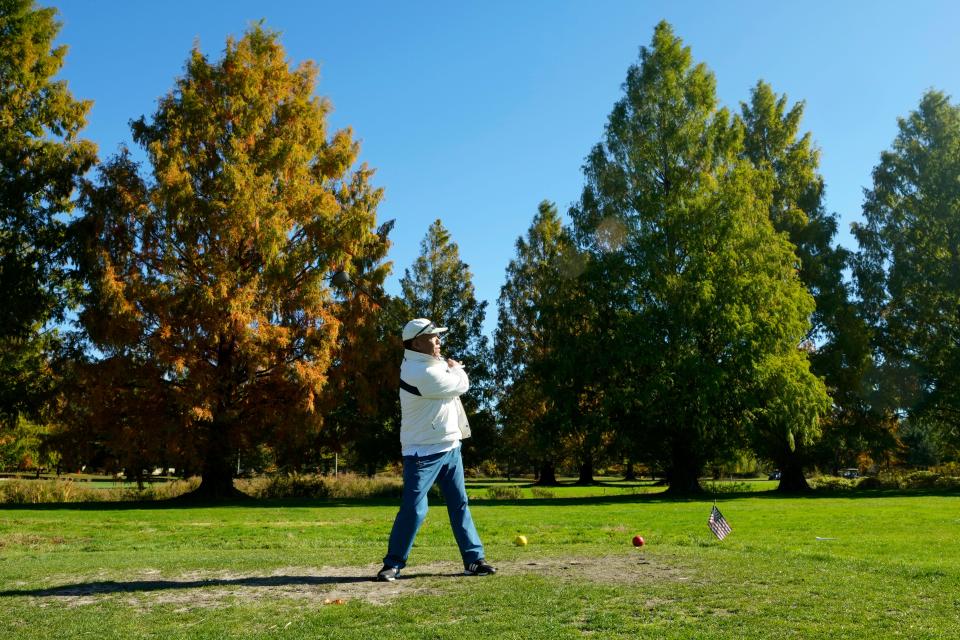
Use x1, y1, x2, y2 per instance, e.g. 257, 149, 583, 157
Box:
632, 535, 645, 547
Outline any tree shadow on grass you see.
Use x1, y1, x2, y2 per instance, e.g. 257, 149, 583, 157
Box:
0, 493, 676, 511
719, 486, 960, 500
0, 496, 394, 511
472, 486, 960, 505
1, 486, 955, 512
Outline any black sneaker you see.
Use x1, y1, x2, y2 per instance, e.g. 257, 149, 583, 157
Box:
464, 560, 497, 576
376, 565, 400, 582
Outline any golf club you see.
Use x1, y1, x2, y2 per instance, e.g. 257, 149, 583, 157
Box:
331, 270, 386, 306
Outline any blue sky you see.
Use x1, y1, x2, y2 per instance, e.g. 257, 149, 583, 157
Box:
52, 1, 960, 335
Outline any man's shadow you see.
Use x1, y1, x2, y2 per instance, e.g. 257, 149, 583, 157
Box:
0, 571, 464, 598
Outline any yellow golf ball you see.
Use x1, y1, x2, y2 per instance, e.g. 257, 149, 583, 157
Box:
514, 535, 528, 546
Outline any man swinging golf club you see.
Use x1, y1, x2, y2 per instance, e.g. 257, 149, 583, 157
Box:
376, 318, 496, 581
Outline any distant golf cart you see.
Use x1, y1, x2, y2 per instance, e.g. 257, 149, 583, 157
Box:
768, 470, 781, 480
841, 468, 860, 479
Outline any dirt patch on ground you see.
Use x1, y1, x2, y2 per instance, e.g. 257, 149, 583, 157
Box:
0, 534, 67, 549
518, 554, 688, 586
17, 554, 691, 610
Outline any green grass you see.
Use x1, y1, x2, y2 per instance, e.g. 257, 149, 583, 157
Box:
1, 484, 958, 639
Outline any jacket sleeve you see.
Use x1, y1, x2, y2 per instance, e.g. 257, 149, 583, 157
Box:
415, 364, 470, 399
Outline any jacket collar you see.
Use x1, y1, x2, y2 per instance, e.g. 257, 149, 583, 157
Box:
404, 349, 442, 363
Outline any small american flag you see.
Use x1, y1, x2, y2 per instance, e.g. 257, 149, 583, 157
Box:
708, 504, 732, 540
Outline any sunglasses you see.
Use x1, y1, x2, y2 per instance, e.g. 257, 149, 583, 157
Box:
412, 322, 436, 339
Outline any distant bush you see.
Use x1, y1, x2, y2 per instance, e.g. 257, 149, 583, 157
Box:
486, 485, 523, 500
812, 469, 960, 492
935, 476, 960, 490
122, 477, 200, 500
0, 477, 199, 503
932, 462, 960, 477
465, 460, 505, 478
894, 471, 941, 489
236, 473, 403, 499
0, 479, 92, 503
865, 469, 960, 490
236, 473, 322, 499
855, 476, 884, 490
0, 474, 407, 503
530, 487, 556, 499
703, 480, 751, 494
811, 476, 858, 491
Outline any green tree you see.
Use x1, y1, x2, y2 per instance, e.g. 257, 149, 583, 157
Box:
401, 220, 489, 377
400, 219, 496, 464
532, 235, 626, 485
853, 90, 960, 455
72, 25, 388, 497
898, 419, 944, 468
495, 200, 579, 483
0, 415, 57, 473
570, 22, 828, 493
0, 0, 96, 432
738, 81, 871, 490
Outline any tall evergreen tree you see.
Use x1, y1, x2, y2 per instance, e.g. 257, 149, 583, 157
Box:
532, 230, 624, 485
70, 25, 388, 497
400, 219, 496, 463
495, 201, 577, 483
570, 22, 828, 493
0, 0, 96, 433
738, 81, 875, 490
853, 90, 960, 457
401, 220, 489, 374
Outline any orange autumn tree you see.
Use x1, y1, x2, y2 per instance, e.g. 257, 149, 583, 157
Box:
73, 25, 388, 497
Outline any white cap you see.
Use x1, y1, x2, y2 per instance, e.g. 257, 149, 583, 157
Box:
402, 318, 448, 341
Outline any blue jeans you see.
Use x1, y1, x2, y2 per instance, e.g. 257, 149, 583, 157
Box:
383, 445, 484, 569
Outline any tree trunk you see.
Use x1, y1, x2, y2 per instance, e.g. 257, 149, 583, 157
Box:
623, 459, 637, 481
665, 447, 703, 495
187, 422, 247, 500
776, 457, 811, 493
535, 460, 558, 486
576, 455, 594, 485
194, 461, 241, 498
665, 471, 703, 495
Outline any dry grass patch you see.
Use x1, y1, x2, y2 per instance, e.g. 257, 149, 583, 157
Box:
13, 553, 693, 611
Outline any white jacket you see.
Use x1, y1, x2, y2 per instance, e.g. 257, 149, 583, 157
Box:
399, 349, 471, 450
